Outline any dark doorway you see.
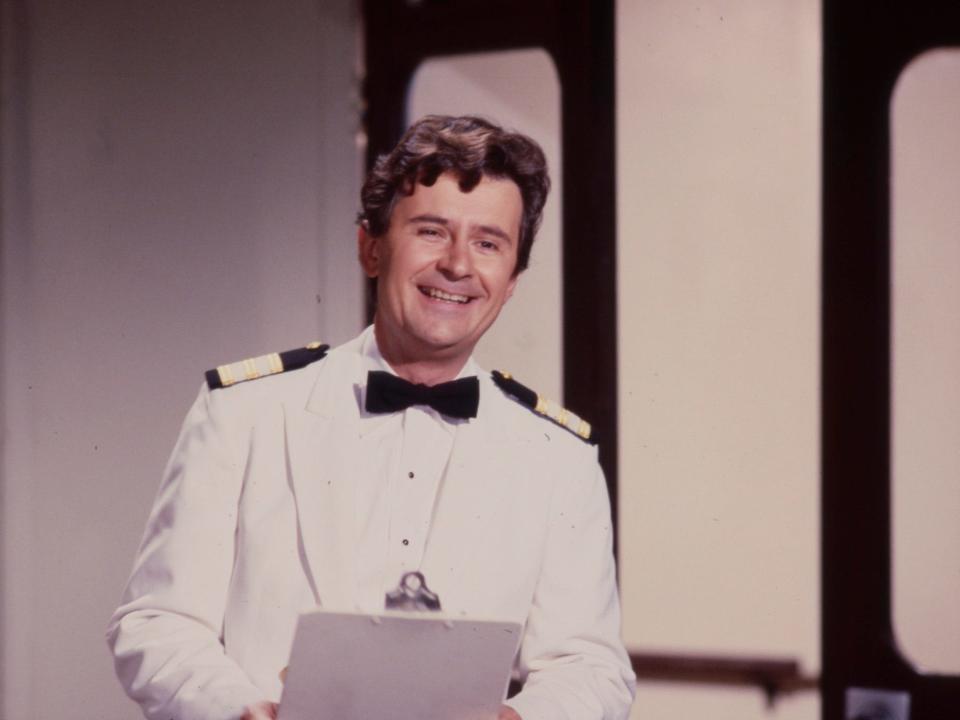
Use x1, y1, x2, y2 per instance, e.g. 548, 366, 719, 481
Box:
822, 1, 960, 718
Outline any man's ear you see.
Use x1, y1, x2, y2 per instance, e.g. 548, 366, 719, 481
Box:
505, 272, 519, 302
357, 225, 380, 278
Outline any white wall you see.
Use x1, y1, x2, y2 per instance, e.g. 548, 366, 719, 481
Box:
892, 47, 960, 676
0, 1, 362, 717
616, 2, 821, 718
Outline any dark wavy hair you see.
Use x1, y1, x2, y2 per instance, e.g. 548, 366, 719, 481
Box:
358, 115, 550, 274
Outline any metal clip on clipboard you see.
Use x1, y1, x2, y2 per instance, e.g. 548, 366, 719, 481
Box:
384, 571, 442, 612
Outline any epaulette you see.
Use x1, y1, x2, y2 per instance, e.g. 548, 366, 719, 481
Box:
491, 370, 596, 444
205, 341, 330, 390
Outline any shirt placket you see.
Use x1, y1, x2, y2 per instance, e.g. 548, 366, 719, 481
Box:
384, 406, 450, 591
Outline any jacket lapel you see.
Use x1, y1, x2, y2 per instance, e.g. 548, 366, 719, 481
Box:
283, 343, 363, 611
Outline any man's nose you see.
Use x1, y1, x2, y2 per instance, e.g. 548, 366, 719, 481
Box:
437, 237, 472, 278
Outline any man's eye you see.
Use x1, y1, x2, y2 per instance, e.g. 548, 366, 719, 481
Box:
477, 239, 499, 251
418, 227, 443, 238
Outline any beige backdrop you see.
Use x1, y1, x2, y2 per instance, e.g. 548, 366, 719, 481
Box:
892, 47, 960, 676
616, 2, 821, 718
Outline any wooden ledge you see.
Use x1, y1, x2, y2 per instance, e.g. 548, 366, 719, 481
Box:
629, 651, 819, 705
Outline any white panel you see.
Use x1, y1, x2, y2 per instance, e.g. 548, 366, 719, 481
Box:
892, 47, 960, 675
408, 49, 563, 401
0, 1, 361, 717
617, 0, 821, 716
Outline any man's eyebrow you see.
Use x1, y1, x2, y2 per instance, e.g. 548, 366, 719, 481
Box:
407, 214, 449, 226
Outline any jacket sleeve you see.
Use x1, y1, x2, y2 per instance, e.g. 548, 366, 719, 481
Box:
505, 446, 636, 720
106, 385, 266, 720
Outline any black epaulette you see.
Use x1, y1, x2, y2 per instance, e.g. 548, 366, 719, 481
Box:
491, 370, 596, 444
205, 341, 330, 390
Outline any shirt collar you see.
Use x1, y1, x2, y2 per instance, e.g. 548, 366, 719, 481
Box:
355, 325, 479, 432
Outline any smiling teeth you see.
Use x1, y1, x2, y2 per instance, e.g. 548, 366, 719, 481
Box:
426, 287, 470, 303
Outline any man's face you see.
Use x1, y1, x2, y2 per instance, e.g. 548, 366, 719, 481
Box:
359, 172, 522, 366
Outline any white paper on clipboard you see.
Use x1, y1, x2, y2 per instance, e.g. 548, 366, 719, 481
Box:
277, 609, 523, 720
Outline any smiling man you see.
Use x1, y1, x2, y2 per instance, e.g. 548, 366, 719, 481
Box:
108, 115, 635, 720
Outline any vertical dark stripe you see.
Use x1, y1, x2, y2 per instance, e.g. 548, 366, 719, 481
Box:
556, 0, 618, 552
0, 0, 34, 708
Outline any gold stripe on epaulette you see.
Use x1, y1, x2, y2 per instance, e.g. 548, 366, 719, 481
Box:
218, 364, 235, 387
492, 369, 594, 443
209, 342, 327, 390
219, 355, 270, 386
535, 397, 591, 439
577, 419, 592, 440
268, 352, 283, 374
546, 398, 562, 423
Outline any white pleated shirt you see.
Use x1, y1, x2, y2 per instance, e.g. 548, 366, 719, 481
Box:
353, 328, 477, 611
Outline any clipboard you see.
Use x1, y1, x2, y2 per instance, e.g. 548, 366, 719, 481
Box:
277, 608, 523, 720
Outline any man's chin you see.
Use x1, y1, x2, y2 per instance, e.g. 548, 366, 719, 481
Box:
408, 330, 480, 360
415, 336, 471, 357
377, 314, 490, 364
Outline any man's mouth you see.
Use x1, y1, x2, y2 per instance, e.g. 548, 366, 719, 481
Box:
420, 286, 472, 304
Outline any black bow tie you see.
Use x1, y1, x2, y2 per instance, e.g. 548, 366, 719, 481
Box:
365, 370, 479, 419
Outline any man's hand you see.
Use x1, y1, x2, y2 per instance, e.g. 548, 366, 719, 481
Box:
241, 700, 279, 720
498, 705, 522, 720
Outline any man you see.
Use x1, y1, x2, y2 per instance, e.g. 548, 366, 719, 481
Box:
108, 115, 635, 720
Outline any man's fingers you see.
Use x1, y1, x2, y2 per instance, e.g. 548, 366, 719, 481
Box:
498, 705, 522, 720
241, 700, 279, 720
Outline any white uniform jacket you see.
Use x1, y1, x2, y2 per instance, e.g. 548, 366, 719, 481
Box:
107, 330, 635, 720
